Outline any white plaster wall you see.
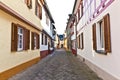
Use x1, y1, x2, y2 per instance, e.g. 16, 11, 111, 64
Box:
40, 32, 48, 51
77, 0, 120, 79
40, 1, 54, 51
40, 45, 48, 51
40, 6, 52, 37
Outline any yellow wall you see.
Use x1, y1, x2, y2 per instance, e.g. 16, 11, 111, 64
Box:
64, 38, 67, 49
0, 0, 42, 30
0, 9, 40, 73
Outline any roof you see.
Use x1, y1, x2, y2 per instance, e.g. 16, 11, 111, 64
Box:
72, 0, 77, 14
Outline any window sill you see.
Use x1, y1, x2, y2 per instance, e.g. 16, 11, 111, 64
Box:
95, 50, 107, 55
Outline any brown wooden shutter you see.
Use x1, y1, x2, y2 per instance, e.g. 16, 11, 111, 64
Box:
77, 36, 79, 48
81, 33, 84, 49
92, 23, 97, 51
27, 0, 32, 9
31, 32, 34, 50
35, 0, 37, 15
11, 23, 18, 52
25, 0, 32, 9
81, 1, 83, 17
78, 35, 80, 49
23, 28, 25, 50
36, 34, 40, 49
24, 29, 30, 50
78, 9, 80, 20
45, 35, 47, 45
27, 30, 30, 49
39, 5, 42, 19
42, 33, 43, 45
103, 14, 111, 53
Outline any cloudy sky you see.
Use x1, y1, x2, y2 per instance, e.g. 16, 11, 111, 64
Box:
46, 0, 75, 34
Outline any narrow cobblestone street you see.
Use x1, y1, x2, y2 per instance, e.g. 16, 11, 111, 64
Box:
9, 49, 102, 80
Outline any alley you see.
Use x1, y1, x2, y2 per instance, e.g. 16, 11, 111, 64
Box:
9, 49, 102, 80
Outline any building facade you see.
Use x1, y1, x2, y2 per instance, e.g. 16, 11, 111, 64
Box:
67, 0, 120, 80
40, 0, 56, 58
0, 0, 43, 79
63, 31, 67, 50
66, 14, 77, 55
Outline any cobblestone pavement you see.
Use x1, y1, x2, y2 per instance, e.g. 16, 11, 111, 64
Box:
9, 49, 102, 80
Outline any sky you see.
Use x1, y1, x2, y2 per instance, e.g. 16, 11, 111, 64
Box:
46, 0, 75, 34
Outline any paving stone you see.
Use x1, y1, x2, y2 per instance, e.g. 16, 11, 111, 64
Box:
9, 49, 102, 80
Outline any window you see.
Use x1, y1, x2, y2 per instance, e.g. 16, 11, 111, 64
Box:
25, 0, 32, 9
45, 35, 47, 45
46, 14, 49, 26
96, 20, 105, 50
31, 32, 39, 50
80, 33, 84, 49
34, 35, 37, 49
72, 40, 75, 49
80, 1, 83, 17
76, 12, 78, 23
92, 13, 111, 54
41, 33, 44, 45
77, 33, 84, 49
18, 27, 23, 51
77, 35, 80, 49
11, 23, 30, 52
78, 9, 80, 20
35, 0, 42, 19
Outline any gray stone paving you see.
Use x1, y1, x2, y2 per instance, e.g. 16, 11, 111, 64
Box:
9, 49, 102, 80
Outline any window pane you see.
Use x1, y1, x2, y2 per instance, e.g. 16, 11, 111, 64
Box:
34, 35, 37, 49
17, 27, 23, 51
96, 20, 105, 51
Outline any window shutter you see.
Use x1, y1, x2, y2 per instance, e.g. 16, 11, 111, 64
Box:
39, 5, 42, 19
35, 0, 37, 15
23, 28, 26, 50
24, 29, 30, 50
81, 2, 83, 17
77, 37, 79, 48
27, 0, 32, 9
103, 14, 111, 53
25, 0, 32, 9
27, 30, 30, 49
78, 35, 80, 49
42, 33, 43, 45
36, 34, 40, 49
11, 23, 18, 52
81, 33, 84, 49
45, 35, 47, 45
92, 23, 97, 51
31, 32, 34, 50
78, 9, 80, 20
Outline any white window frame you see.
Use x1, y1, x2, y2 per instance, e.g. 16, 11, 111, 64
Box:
17, 27, 23, 51
96, 20, 105, 51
